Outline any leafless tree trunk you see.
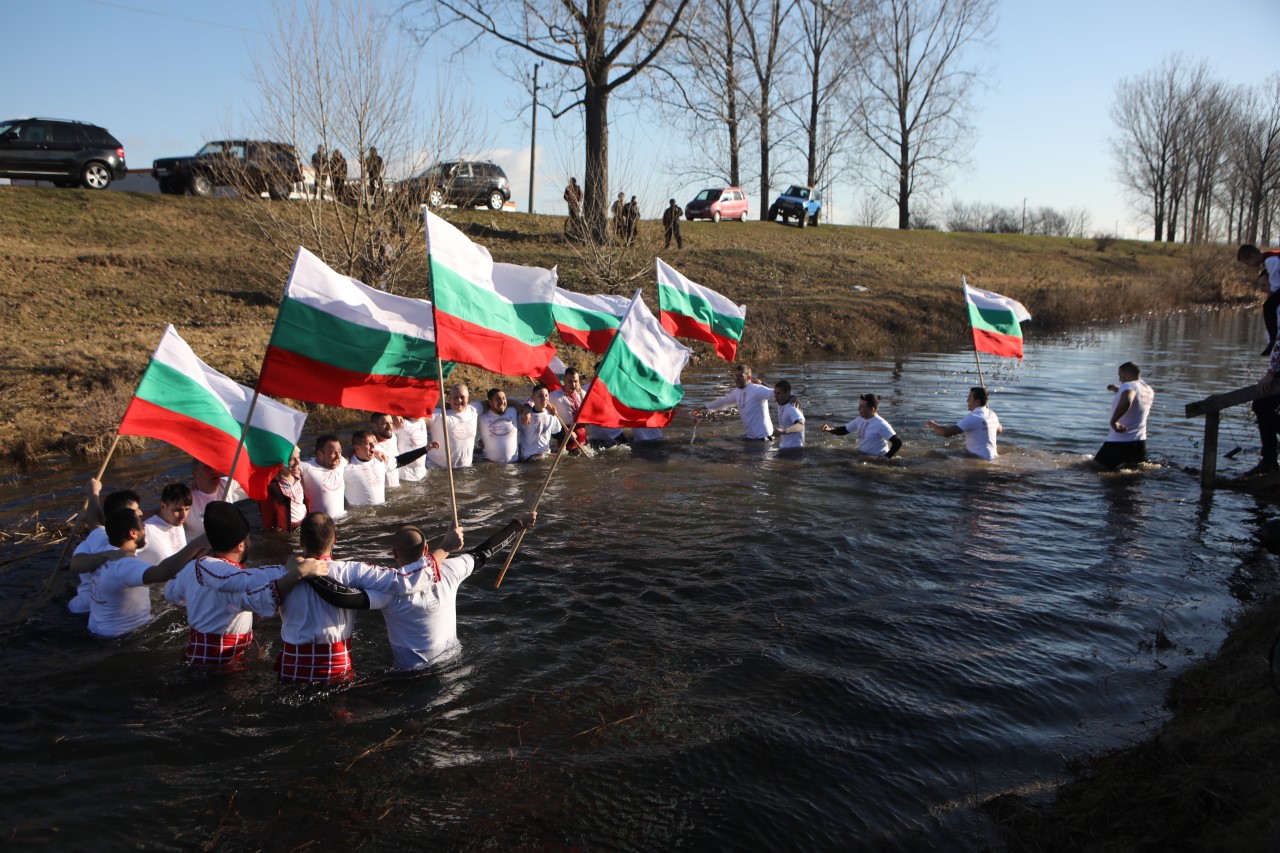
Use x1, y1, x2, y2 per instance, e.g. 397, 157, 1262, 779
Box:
404, 0, 692, 243
737, 0, 796, 219
1230, 73, 1280, 246
789, 0, 862, 190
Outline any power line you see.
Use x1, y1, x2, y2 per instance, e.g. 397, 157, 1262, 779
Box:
80, 0, 262, 34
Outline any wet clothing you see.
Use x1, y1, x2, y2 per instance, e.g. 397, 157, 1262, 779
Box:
478, 408, 521, 463
87, 556, 155, 638
519, 410, 562, 460
954, 406, 1001, 460
427, 405, 480, 469
259, 476, 306, 531
186, 478, 247, 538
832, 414, 899, 457
164, 557, 287, 668
69, 526, 111, 614
705, 383, 775, 440
395, 418, 430, 482
301, 458, 346, 519
777, 400, 805, 449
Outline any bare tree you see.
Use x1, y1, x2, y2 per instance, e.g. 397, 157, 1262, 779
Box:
404, 0, 693, 242
849, 0, 996, 230
244, 0, 449, 293
1230, 73, 1280, 245
646, 0, 752, 187
1181, 78, 1235, 242
737, 0, 797, 218
855, 191, 888, 227
788, 0, 862, 191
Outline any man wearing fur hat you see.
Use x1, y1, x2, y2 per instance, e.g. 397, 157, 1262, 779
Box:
164, 502, 328, 670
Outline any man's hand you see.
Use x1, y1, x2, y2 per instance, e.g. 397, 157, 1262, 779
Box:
1111, 422, 1128, 433
1106, 383, 1120, 392
86, 477, 102, 497
821, 424, 834, 432
286, 555, 329, 578
516, 510, 537, 529
692, 406, 707, 418
440, 526, 464, 553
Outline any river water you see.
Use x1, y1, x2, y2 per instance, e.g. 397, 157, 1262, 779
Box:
2, 308, 1276, 850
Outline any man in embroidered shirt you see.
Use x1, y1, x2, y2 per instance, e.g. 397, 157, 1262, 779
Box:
269, 511, 463, 683
164, 501, 326, 670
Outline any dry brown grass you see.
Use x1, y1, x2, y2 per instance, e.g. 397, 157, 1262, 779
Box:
0, 186, 1252, 467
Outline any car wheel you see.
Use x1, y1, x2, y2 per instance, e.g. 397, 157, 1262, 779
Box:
427, 188, 444, 208
809, 211, 819, 227
798, 210, 807, 228
487, 190, 505, 211
712, 210, 721, 223
768, 205, 779, 222
80, 161, 111, 190
740, 209, 748, 222
189, 174, 212, 197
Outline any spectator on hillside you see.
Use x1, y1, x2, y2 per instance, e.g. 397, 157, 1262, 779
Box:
663, 198, 684, 249
330, 150, 349, 203
311, 145, 327, 199
363, 146, 384, 201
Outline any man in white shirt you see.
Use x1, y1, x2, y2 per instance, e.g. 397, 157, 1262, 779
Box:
1094, 361, 1155, 470
394, 415, 430, 482
345, 430, 391, 506
265, 511, 463, 683
370, 413, 403, 491
164, 501, 325, 669
427, 383, 480, 469
186, 460, 247, 538
925, 386, 1002, 460
300, 434, 348, 519
519, 385, 563, 461
1238, 244, 1280, 356
307, 512, 536, 670
693, 364, 775, 440
549, 368, 587, 451
477, 388, 521, 464
822, 393, 902, 458
136, 482, 192, 566
87, 507, 208, 639
66, 482, 140, 614
771, 379, 805, 450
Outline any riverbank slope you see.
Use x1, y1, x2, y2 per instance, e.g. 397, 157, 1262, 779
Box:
0, 187, 1246, 466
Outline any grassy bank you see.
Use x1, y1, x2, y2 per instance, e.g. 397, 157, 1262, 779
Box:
0, 186, 1246, 467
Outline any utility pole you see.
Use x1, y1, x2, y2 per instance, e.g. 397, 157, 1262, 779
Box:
528, 62, 540, 214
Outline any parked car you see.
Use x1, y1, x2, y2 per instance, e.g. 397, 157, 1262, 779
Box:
685, 187, 749, 222
394, 160, 510, 211
151, 140, 303, 199
0, 117, 127, 189
768, 185, 822, 227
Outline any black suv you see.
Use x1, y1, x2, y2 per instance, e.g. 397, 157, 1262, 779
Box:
0, 118, 127, 189
151, 140, 303, 199
396, 161, 510, 211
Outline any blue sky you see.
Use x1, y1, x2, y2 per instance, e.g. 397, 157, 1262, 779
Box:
3, 0, 1274, 238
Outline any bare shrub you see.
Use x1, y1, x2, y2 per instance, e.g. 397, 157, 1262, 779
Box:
1093, 233, 1118, 252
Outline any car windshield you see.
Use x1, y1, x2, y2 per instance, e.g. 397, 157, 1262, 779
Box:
0, 122, 18, 137
694, 189, 722, 202
785, 185, 809, 199
196, 142, 245, 158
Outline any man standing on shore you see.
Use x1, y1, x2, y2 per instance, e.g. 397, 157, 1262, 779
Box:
1248, 344, 1280, 477
1238, 244, 1280, 356
1094, 362, 1154, 470
925, 386, 1002, 460
662, 198, 684, 249
694, 364, 775, 440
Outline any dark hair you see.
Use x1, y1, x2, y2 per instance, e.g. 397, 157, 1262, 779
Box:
774, 379, 791, 394
860, 393, 880, 409
1119, 361, 1141, 377
102, 489, 142, 515
370, 412, 391, 422
1239, 244, 1261, 261
531, 382, 548, 393
734, 364, 752, 375
487, 388, 505, 401
105, 506, 142, 547
351, 430, 374, 445
299, 512, 336, 557
315, 434, 341, 454
563, 367, 580, 379
159, 482, 193, 506
970, 386, 989, 406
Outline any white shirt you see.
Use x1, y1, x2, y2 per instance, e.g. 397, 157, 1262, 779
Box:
164, 557, 286, 635
1107, 379, 1154, 442
705, 383, 775, 439
366, 554, 476, 670
955, 406, 1001, 460
69, 526, 111, 614
777, 401, 805, 449
269, 557, 444, 645
550, 388, 583, 429
301, 458, 347, 518
1266, 255, 1280, 293
375, 434, 401, 490
136, 514, 187, 566
395, 418, 430, 482
519, 410, 563, 459
88, 556, 153, 638
478, 407, 520, 463
427, 404, 479, 469
344, 455, 388, 506
185, 477, 247, 538
844, 414, 897, 456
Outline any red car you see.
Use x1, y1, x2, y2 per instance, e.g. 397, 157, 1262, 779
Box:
685, 187, 749, 222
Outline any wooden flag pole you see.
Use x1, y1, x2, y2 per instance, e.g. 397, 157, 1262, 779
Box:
495, 289, 643, 588
973, 347, 987, 392
962, 276, 988, 392
44, 431, 122, 593
436, 356, 459, 528
220, 387, 264, 501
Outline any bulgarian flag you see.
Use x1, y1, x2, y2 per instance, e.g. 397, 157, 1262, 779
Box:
656, 258, 746, 361
552, 287, 630, 354
119, 326, 306, 500
963, 277, 1032, 359
257, 247, 450, 417
577, 290, 692, 429
425, 210, 557, 377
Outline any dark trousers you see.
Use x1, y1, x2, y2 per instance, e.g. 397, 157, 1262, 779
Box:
664, 225, 682, 249
1264, 290, 1280, 354
1253, 394, 1280, 463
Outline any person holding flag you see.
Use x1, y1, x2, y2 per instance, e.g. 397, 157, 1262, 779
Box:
925, 386, 1002, 460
